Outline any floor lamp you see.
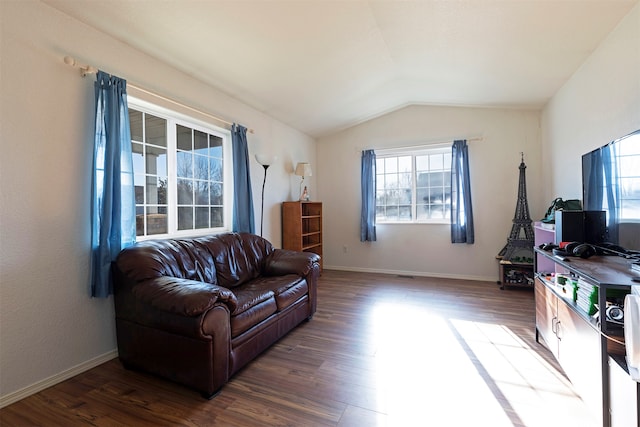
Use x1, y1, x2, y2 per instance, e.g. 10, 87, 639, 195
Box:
255, 154, 277, 237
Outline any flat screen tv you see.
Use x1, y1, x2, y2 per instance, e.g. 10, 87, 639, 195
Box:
582, 129, 640, 253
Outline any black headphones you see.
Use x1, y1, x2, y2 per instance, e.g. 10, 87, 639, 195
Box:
546, 242, 597, 259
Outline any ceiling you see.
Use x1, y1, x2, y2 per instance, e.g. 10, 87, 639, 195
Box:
45, 0, 638, 138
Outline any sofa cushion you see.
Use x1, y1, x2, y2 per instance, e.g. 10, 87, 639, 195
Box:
241, 275, 309, 311
230, 295, 277, 338
229, 274, 307, 338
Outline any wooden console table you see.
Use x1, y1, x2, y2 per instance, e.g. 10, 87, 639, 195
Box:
534, 248, 639, 427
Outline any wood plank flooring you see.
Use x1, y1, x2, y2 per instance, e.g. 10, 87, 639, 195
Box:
0, 270, 599, 426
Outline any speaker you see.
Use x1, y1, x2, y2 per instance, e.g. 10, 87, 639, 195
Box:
583, 210, 606, 244
554, 210, 606, 245
555, 211, 584, 244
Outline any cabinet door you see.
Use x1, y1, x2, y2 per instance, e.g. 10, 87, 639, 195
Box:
556, 301, 603, 420
535, 278, 559, 358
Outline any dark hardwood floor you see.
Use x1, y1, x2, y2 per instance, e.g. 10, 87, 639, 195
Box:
0, 270, 597, 426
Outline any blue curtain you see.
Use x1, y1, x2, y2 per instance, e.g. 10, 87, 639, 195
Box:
584, 148, 604, 211
360, 149, 376, 242
91, 71, 136, 298
451, 140, 474, 244
231, 124, 255, 233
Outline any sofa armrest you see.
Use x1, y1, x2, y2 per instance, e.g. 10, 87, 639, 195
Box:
264, 249, 320, 277
132, 276, 238, 316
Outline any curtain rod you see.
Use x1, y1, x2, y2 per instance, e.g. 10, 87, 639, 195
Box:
63, 56, 254, 134
359, 136, 483, 153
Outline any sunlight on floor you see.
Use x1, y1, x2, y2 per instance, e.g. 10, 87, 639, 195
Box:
369, 302, 598, 427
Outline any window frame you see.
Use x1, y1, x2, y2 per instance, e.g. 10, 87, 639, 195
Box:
128, 96, 233, 240
375, 144, 452, 225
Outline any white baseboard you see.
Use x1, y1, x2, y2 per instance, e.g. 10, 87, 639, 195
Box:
0, 350, 118, 408
323, 265, 496, 283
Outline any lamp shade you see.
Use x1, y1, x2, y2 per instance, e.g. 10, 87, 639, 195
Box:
255, 154, 277, 166
294, 162, 312, 177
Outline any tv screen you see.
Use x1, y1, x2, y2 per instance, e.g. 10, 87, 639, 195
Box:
582, 129, 640, 253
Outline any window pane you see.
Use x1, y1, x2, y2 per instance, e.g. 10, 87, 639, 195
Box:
146, 145, 167, 176
416, 171, 428, 187
177, 125, 191, 151
145, 114, 166, 147
430, 207, 445, 219
430, 188, 445, 204
417, 188, 429, 205
443, 152, 452, 168
209, 158, 223, 182
132, 143, 144, 174
146, 176, 163, 205
146, 207, 168, 235
195, 207, 209, 229
134, 174, 144, 204
194, 154, 209, 180
376, 158, 385, 173
399, 189, 411, 204
195, 181, 209, 205
385, 206, 399, 221
432, 171, 445, 187
399, 172, 411, 188
129, 109, 143, 142
416, 155, 429, 171
177, 179, 193, 204
178, 207, 193, 230
398, 205, 412, 220
211, 183, 223, 205
385, 174, 398, 189
430, 154, 444, 171
194, 130, 208, 154
211, 207, 224, 227
417, 204, 429, 220
398, 156, 411, 172
385, 157, 397, 173
209, 135, 223, 158
177, 151, 193, 178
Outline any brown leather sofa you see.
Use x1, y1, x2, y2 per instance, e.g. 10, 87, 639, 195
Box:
112, 232, 320, 398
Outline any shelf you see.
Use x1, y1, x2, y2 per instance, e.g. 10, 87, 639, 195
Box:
282, 201, 323, 271
535, 247, 639, 288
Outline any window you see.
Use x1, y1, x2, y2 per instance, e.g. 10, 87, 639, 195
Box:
376, 146, 452, 223
129, 98, 232, 238
618, 133, 640, 220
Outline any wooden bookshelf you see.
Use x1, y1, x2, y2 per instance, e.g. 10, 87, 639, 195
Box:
282, 201, 323, 270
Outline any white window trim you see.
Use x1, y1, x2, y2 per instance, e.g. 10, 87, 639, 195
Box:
376, 143, 452, 225
129, 96, 234, 240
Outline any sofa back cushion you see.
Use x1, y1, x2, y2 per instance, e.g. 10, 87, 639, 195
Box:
199, 233, 275, 288
116, 238, 218, 284
115, 232, 275, 288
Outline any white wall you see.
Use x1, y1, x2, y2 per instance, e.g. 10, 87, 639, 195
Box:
541, 3, 640, 201
0, 1, 315, 404
317, 105, 543, 281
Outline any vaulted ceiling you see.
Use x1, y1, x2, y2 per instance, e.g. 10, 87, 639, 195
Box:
45, 0, 638, 138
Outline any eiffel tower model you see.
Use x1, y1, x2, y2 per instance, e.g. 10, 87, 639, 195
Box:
497, 153, 535, 288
